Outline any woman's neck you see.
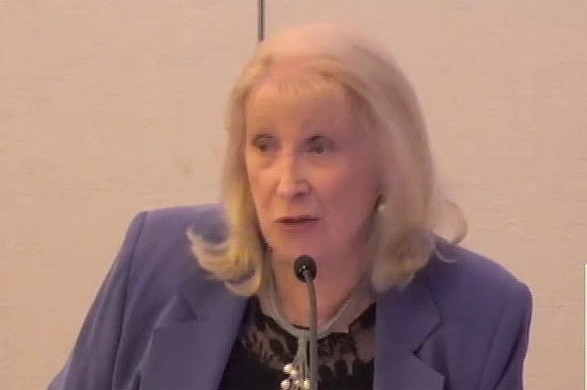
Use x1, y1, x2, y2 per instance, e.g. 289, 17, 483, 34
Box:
265, 254, 373, 330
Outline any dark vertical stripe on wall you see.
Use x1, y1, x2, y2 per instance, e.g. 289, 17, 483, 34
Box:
257, 0, 265, 42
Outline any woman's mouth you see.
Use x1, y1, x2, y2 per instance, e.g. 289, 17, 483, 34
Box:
279, 216, 318, 223
276, 216, 319, 231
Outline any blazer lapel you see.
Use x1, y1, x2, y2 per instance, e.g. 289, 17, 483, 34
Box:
374, 273, 445, 390
141, 273, 247, 390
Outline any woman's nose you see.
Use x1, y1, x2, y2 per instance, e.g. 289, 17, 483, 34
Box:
275, 156, 309, 198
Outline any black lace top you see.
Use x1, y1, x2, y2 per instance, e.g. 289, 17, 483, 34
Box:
218, 297, 376, 390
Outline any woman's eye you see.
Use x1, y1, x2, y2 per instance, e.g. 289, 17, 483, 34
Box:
308, 136, 333, 154
309, 144, 326, 154
251, 135, 275, 152
256, 142, 269, 152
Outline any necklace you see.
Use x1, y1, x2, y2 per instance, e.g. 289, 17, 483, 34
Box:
266, 270, 365, 390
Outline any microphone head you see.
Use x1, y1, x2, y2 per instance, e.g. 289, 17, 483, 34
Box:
294, 255, 317, 282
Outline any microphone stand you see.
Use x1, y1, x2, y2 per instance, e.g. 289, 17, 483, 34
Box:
294, 255, 319, 390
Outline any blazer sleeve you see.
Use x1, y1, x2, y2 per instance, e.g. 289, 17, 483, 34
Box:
47, 212, 147, 390
478, 281, 533, 390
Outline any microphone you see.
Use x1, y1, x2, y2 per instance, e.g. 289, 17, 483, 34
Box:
293, 255, 318, 390
294, 255, 317, 282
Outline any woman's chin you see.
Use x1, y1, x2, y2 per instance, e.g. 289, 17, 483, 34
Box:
270, 247, 322, 265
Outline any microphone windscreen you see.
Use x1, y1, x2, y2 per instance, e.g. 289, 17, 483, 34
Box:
294, 255, 317, 282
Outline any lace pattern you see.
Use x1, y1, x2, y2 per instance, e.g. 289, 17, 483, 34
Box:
238, 297, 375, 386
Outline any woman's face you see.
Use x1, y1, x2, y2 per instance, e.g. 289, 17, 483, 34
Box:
244, 75, 380, 268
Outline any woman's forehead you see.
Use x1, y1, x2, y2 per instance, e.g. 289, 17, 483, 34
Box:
254, 75, 344, 105
246, 76, 351, 127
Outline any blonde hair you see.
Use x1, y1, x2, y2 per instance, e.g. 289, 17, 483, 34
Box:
191, 23, 466, 295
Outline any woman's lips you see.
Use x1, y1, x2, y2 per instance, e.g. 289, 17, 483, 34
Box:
278, 216, 318, 222
276, 216, 319, 232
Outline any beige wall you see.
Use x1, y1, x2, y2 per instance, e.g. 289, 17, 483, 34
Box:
1, 1, 585, 389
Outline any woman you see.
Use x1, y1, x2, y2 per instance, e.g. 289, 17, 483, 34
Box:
48, 23, 532, 390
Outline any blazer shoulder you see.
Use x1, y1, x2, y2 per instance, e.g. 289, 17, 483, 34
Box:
424, 240, 531, 312
121, 203, 227, 298
47, 204, 230, 390
139, 203, 227, 241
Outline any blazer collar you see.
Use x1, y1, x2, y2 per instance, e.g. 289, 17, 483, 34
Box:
142, 268, 444, 390
375, 270, 445, 389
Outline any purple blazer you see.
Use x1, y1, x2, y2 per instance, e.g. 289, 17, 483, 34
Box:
47, 204, 532, 390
